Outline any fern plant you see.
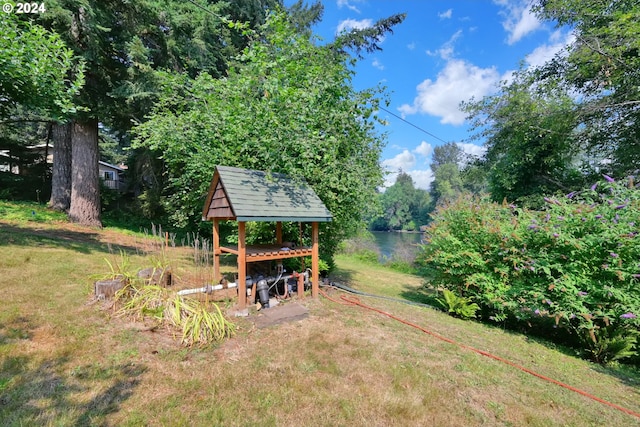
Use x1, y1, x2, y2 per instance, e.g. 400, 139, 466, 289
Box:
436, 289, 480, 320
585, 327, 638, 365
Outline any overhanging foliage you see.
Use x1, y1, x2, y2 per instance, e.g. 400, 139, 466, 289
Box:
133, 12, 391, 263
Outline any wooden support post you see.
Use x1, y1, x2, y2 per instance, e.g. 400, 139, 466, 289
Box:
299, 222, 305, 271
276, 221, 282, 245
298, 222, 303, 247
297, 273, 304, 299
213, 219, 220, 282
238, 221, 247, 309
311, 221, 319, 298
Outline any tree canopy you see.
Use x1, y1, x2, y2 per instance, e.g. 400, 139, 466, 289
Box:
370, 171, 430, 231
534, 0, 640, 176
464, 73, 581, 206
133, 11, 401, 262
464, 0, 639, 206
0, 13, 83, 120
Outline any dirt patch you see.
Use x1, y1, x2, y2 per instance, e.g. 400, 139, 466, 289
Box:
249, 302, 309, 328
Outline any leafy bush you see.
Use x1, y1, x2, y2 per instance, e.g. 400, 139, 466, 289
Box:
416, 177, 640, 364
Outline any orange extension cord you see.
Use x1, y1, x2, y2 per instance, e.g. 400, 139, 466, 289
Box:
319, 287, 640, 420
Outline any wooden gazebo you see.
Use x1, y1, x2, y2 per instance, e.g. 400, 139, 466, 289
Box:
201, 166, 333, 309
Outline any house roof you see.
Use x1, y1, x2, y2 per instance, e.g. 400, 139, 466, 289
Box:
202, 166, 333, 222
98, 161, 126, 171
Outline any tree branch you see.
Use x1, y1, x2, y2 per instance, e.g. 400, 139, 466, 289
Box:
0, 118, 56, 126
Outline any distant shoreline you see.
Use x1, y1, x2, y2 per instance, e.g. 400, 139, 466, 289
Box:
371, 229, 423, 234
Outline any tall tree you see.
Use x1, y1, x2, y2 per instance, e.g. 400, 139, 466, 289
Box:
133, 11, 404, 262
49, 122, 72, 210
68, 119, 101, 225
0, 14, 82, 207
431, 142, 462, 173
40, 0, 283, 224
533, 0, 640, 176
382, 172, 418, 230
39, 1, 148, 222
431, 163, 464, 205
429, 142, 466, 207
463, 72, 581, 206
459, 1, 639, 206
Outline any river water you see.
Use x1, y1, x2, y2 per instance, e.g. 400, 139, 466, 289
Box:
371, 231, 423, 260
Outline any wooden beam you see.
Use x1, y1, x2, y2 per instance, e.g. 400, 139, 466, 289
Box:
311, 221, 319, 298
213, 219, 220, 282
297, 273, 304, 299
276, 221, 282, 244
218, 245, 239, 255
238, 221, 247, 309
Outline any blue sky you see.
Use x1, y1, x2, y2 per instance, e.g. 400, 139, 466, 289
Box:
283, 0, 574, 189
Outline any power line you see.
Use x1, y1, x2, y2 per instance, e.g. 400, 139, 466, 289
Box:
379, 106, 451, 144
184, 0, 227, 22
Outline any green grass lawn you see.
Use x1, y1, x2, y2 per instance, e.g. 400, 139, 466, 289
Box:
1, 200, 639, 426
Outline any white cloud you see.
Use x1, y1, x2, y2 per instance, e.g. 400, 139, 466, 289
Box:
495, 0, 542, 45
413, 141, 432, 157
408, 169, 435, 190
438, 9, 452, 19
372, 58, 384, 70
381, 147, 435, 190
337, 0, 363, 13
398, 59, 504, 125
336, 18, 373, 34
407, 42, 416, 50
426, 29, 462, 60
457, 142, 486, 159
549, 29, 563, 43
525, 31, 575, 68
382, 150, 415, 171
381, 168, 434, 190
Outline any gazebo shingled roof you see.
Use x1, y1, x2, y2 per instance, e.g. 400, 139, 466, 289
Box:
202, 165, 332, 222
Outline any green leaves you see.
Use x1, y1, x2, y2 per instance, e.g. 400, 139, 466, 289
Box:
133, 11, 392, 263
463, 72, 580, 207
436, 289, 479, 320
373, 172, 430, 231
417, 177, 640, 363
0, 14, 84, 119
465, 1, 640, 202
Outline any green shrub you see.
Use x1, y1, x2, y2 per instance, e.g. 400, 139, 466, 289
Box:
436, 289, 479, 319
416, 176, 640, 364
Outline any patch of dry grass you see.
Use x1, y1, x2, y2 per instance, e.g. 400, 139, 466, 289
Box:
1, 209, 640, 426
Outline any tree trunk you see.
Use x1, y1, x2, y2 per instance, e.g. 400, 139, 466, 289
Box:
68, 119, 102, 227
48, 122, 73, 211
